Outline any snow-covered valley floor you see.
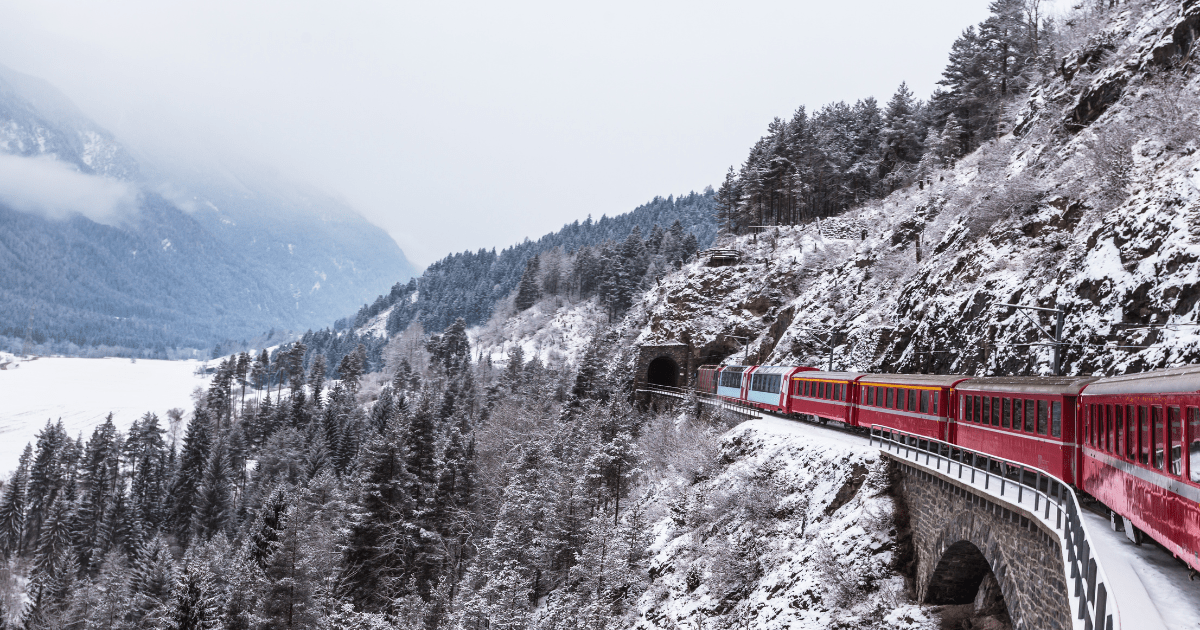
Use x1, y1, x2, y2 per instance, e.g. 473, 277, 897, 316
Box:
0, 354, 210, 473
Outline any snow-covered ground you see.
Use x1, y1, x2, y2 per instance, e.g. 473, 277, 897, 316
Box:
0, 354, 210, 472
634, 416, 936, 630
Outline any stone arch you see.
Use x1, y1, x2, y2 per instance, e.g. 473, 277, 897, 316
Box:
925, 540, 993, 604
922, 509, 1023, 628
646, 356, 680, 387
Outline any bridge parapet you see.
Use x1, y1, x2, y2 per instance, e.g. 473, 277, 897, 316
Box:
872, 427, 1120, 630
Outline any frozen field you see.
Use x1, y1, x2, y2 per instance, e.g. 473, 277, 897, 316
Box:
0, 355, 211, 473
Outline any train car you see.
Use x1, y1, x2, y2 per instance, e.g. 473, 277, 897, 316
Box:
787, 371, 865, 424
1079, 365, 1200, 571
696, 365, 720, 395
745, 366, 818, 413
716, 365, 757, 401
954, 376, 1097, 485
856, 374, 971, 441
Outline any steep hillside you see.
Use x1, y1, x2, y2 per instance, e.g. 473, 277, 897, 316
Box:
630, 1, 1200, 378
0, 64, 416, 356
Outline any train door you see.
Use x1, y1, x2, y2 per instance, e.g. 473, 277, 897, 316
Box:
946, 388, 959, 444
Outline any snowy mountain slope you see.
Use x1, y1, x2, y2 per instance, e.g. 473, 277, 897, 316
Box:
471, 296, 608, 367
0, 64, 416, 354
630, 418, 936, 630
625, 1, 1200, 377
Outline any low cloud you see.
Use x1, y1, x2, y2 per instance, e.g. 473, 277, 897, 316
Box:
0, 154, 136, 224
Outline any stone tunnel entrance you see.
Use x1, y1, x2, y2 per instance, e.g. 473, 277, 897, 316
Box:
646, 356, 680, 387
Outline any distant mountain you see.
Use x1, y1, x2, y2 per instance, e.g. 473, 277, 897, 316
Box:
0, 65, 417, 356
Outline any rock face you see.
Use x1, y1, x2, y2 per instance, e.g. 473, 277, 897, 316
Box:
629, 0, 1200, 378
632, 419, 936, 630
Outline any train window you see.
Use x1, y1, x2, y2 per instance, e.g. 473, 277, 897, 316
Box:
1024, 400, 1035, 432
1153, 407, 1165, 470
898, 389, 907, 410
1170, 407, 1183, 476
1108, 405, 1118, 453
1037, 400, 1048, 435
908, 390, 917, 412
1051, 401, 1062, 438
1011, 399, 1021, 430
886, 388, 894, 408
992, 397, 1001, 426
1139, 407, 1151, 464
866, 386, 873, 405
982, 397, 991, 426
1100, 405, 1107, 447
1001, 398, 1010, 428
920, 391, 930, 414
931, 392, 939, 415
1123, 405, 1132, 458
1104, 405, 1113, 452
1189, 408, 1200, 483
834, 384, 841, 402
974, 395, 982, 423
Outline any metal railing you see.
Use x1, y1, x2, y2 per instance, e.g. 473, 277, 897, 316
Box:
870, 426, 1118, 630
636, 384, 764, 418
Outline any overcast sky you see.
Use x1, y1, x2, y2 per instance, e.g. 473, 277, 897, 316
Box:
0, 0, 1042, 266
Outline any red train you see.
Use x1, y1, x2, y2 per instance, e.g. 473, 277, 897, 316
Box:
694, 363, 1200, 571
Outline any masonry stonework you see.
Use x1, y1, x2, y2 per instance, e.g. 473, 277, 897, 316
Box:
634, 342, 690, 388
889, 457, 1072, 630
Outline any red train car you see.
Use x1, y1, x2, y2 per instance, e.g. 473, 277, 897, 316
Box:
856, 374, 970, 441
954, 376, 1096, 485
1079, 365, 1200, 571
696, 365, 719, 395
787, 371, 864, 424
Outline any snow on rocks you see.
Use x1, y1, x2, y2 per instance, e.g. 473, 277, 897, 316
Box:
632, 418, 934, 630
621, 2, 1200, 379
472, 297, 607, 367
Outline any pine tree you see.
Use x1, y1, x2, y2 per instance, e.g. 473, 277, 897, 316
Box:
341, 427, 417, 610
73, 414, 123, 577
165, 556, 221, 630
338, 345, 366, 392
168, 412, 212, 547
514, 255, 541, 312
879, 82, 924, 176
308, 355, 327, 409
503, 345, 525, 394
0, 444, 31, 558
192, 441, 233, 541
130, 536, 176, 627
25, 420, 68, 555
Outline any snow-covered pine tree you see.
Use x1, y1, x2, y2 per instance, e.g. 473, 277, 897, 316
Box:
514, 255, 541, 312
129, 536, 176, 627
164, 555, 221, 630
308, 355, 327, 409
192, 441, 234, 541
168, 411, 212, 547
0, 444, 31, 558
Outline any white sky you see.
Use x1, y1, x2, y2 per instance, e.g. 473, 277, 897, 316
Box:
0, 0, 1032, 266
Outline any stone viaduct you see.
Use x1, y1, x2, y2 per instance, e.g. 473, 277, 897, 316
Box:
889, 457, 1073, 630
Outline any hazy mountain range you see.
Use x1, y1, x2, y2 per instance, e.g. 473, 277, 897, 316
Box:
0, 64, 417, 356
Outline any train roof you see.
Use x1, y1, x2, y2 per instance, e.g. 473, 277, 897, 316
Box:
753, 365, 802, 375
956, 376, 1099, 396
857, 374, 973, 388
792, 371, 865, 381
1083, 364, 1200, 396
